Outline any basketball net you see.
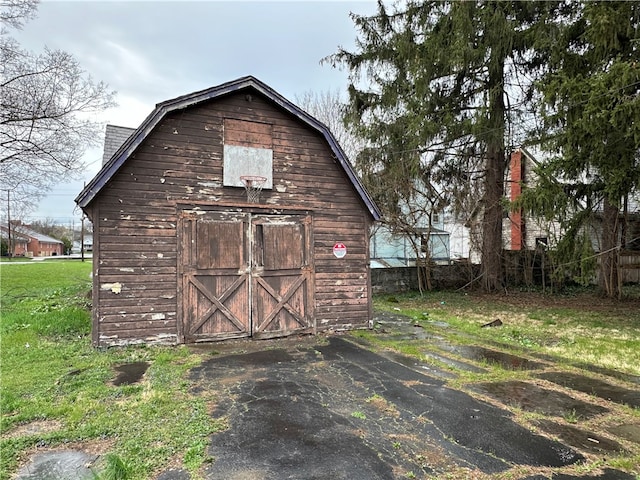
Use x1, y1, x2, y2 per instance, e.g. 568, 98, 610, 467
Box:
240, 176, 267, 203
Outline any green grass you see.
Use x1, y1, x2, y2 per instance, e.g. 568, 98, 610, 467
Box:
1, 260, 90, 295
372, 290, 640, 376
0, 262, 224, 480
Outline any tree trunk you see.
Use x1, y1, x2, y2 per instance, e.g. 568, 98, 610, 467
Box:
481, 24, 507, 293
599, 197, 620, 298
481, 143, 506, 292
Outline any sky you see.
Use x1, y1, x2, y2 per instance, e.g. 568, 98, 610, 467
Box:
9, 0, 377, 225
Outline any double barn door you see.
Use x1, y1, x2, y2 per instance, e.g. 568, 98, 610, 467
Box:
180, 211, 313, 342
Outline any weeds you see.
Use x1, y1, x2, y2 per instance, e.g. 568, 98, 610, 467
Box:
95, 453, 131, 480
563, 409, 580, 424
0, 262, 223, 480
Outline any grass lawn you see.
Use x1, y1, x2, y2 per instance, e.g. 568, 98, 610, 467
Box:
1, 262, 639, 478
0, 261, 224, 480
369, 289, 640, 377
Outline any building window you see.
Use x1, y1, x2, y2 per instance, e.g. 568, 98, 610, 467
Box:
536, 237, 548, 249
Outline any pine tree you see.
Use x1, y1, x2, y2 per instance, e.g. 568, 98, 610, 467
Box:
534, 1, 640, 298
328, 1, 553, 292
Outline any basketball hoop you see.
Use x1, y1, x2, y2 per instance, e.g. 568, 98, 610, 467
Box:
240, 175, 267, 203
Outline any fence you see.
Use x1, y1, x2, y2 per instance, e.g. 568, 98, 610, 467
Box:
371, 250, 640, 294
371, 261, 478, 293
619, 251, 640, 283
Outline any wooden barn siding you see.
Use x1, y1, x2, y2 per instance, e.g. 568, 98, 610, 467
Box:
92, 92, 371, 345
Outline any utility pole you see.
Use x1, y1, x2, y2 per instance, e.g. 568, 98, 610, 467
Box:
80, 182, 86, 262
80, 214, 85, 262
6, 189, 11, 257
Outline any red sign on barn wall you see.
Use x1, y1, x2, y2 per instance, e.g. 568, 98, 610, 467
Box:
333, 243, 347, 258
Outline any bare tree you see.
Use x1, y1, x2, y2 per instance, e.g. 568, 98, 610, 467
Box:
296, 89, 451, 290
295, 89, 363, 166
0, 0, 116, 211
0, 0, 37, 30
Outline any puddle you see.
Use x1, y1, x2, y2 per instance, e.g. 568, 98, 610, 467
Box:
529, 352, 640, 386
552, 469, 637, 479
112, 361, 149, 386
374, 312, 450, 342
384, 351, 458, 380
438, 345, 545, 370
471, 381, 609, 419
373, 310, 413, 324
422, 351, 487, 373
14, 450, 98, 480
385, 331, 446, 343
607, 423, 640, 444
388, 330, 445, 342
534, 420, 627, 455
576, 364, 640, 386
537, 372, 640, 408
427, 320, 451, 329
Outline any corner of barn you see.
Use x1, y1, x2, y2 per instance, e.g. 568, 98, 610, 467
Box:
76, 76, 381, 347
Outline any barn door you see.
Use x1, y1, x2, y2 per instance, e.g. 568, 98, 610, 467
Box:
180, 211, 313, 342
251, 215, 313, 339
180, 211, 250, 342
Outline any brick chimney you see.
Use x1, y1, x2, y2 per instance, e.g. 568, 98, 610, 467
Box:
509, 150, 524, 250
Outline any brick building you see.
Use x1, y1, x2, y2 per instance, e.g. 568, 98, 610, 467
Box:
0, 224, 64, 257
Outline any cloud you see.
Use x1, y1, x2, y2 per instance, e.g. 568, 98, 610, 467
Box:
103, 94, 152, 128
97, 40, 163, 90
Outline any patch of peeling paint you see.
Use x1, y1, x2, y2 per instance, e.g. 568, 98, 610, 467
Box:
99, 334, 177, 347
119, 268, 134, 272
197, 189, 213, 195
197, 181, 222, 188
101, 282, 122, 294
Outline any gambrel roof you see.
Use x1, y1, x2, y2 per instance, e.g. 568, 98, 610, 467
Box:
76, 76, 381, 220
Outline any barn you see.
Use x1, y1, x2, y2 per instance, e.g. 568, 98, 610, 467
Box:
76, 76, 382, 347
